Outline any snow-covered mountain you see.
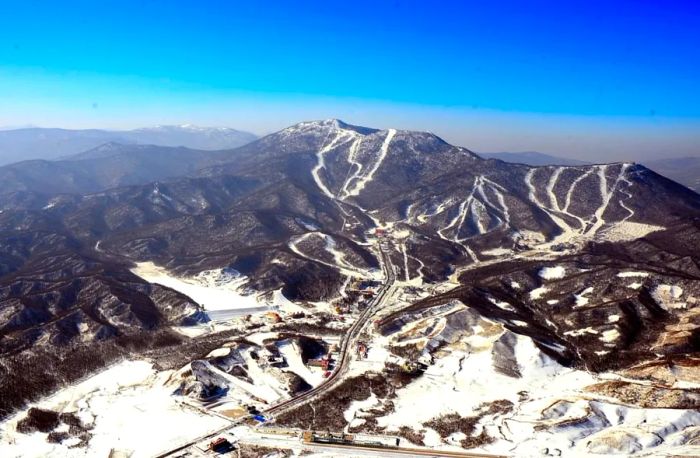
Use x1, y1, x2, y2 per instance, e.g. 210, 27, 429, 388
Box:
2, 119, 700, 456
113, 125, 258, 152
481, 151, 700, 193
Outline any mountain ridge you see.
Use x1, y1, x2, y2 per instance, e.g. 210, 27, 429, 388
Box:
1, 119, 700, 426
0, 125, 257, 166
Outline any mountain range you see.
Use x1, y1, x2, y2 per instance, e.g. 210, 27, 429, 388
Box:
482, 151, 700, 192
1, 120, 700, 457
480, 151, 589, 166
0, 125, 257, 166
0, 143, 240, 196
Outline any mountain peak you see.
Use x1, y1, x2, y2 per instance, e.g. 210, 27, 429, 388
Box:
139, 124, 230, 132
282, 119, 380, 137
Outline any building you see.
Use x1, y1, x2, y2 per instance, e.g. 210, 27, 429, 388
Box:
209, 438, 232, 453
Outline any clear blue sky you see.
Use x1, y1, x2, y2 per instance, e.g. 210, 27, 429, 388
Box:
1, 0, 699, 160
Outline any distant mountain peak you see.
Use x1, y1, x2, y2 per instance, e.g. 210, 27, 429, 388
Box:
137, 124, 245, 133
480, 151, 589, 166
0, 125, 258, 166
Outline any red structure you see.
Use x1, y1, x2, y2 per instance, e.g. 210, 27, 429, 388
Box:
357, 341, 368, 358
209, 437, 231, 452
308, 353, 333, 370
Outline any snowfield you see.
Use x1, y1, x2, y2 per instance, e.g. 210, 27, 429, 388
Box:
131, 262, 265, 313
0, 361, 229, 458
599, 221, 665, 242
369, 317, 700, 457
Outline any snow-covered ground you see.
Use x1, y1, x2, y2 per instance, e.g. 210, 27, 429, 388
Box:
364, 318, 700, 457
278, 340, 325, 388
131, 262, 265, 312
599, 222, 665, 243
131, 262, 307, 330
0, 361, 229, 458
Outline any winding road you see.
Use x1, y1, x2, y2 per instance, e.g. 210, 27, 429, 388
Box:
266, 243, 396, 416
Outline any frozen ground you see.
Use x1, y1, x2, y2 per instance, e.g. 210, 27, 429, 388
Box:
0, 361, 229, 458
364, 314, 700, 457
130, 262, 307, 327
131, 262, 265, 313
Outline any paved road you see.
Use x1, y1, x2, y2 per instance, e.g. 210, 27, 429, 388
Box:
239, 435, 506, 458
300, 442, 506, 458
266, 243, 396, 416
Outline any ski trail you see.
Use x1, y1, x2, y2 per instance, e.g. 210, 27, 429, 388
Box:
465, 245, 479, 263
491, 186, 510, 227
338, 274, 351, 299
619, 198, 635, 223
546, 167, 564, 211
414, 197, 456, 224
288, 232, 372, 278
525, 168, 546, 208
401, 242, 410, 281
339, 137, 364, 199
454, 176, 485, 238
433, 176, 483, 263
411, 252, 426, 279
480, 176, 511, 228
525, 168, 575, 237
436, 176, 508, 243
311, 131, 354, 198
618, 169, 635, 222
474, 178, 507, 229
563, 169, 595, 212
548, 167, 589, 231
544, 166, 587, 230
586, 164, 629, 236
403, 201, 417, 223
322, 233, 375, 277
346, 129, 396, 197
438, 193, 473, 240
469, 198, 489, 234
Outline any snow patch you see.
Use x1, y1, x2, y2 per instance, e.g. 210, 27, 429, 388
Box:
651, 284, 686, 310
574, 287, 594, 307
539, 266, 566, 280
600, 221, 665, 242
617, 271, 650, 278
529, 287, 550, 300
601, 328, 621, 342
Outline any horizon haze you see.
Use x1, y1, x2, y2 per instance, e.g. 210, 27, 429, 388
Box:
1, 1, 699, 162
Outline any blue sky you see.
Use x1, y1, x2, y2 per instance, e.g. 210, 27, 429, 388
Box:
1, 0, 699, 160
